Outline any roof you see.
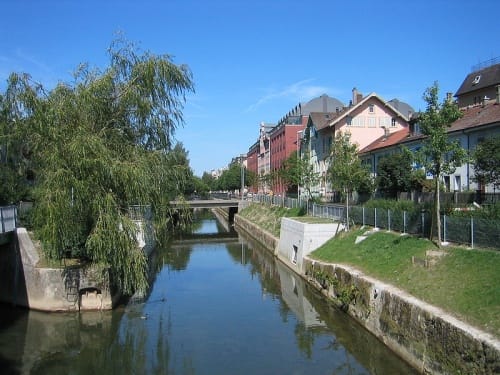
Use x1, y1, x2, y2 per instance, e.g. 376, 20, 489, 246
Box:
454, 63, 500, 97
387, 98, 415, 118
359, 101, 500, 155
307, 112, 338, 130
448, 100, 500, 132
359, 128, 411, 154
300, 94, 344, 115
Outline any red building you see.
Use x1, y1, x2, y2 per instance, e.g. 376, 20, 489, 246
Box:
269, 113, 307, 195
246, 94, 345, 196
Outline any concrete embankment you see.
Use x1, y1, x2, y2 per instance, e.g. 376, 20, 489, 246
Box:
234, 214, 500, 375
0, 229, 116, 311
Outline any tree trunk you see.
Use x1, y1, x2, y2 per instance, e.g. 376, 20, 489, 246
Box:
435, 175, 442, 248
346, 188, 350, 231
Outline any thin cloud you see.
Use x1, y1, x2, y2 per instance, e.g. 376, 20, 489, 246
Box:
245, 79, 334, 112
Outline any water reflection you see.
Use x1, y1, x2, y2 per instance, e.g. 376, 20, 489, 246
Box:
0, 214, 416, 374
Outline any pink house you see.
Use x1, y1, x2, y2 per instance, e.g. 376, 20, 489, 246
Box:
303, 88, 413, 197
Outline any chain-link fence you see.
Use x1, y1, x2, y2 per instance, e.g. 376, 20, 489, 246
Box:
245, 194, 499, 250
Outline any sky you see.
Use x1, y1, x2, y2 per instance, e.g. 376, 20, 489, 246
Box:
1, 0, 499, 176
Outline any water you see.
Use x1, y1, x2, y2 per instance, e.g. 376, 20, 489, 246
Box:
0, 213, 417, 374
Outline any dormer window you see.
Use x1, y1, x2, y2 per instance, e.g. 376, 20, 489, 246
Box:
472, 75, 481, 85
369, 104, 374, 113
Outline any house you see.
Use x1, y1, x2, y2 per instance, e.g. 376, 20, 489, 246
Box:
247, 94, 344, 195
455, 58, 500, 108
302, 88, 413, 197
359, 60, 500, 194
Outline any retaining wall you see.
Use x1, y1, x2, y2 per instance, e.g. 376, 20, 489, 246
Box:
234, 213, 500, 374
0, 228, 115, 311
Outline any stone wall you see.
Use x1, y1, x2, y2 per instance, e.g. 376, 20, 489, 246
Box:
303, 259, 500, 375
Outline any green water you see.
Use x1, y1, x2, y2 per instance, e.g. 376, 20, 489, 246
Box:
0, 215, 417, 374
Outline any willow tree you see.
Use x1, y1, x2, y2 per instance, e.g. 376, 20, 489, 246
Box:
327, 132, 371, 229
418, 82, 465, 247
3, 38, 194, 294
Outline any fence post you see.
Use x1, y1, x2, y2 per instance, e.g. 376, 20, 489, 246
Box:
403, 211, 406, 234
471, 216, 474, 249
421, 210, 425, 237
374, 207, 377, 228
388, 209, 391, 231
0, 207, 4, 233
362, 207, 365, 227
443, 214, 446, 243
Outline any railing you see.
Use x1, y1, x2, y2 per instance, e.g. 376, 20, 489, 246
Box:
0, 205, 17, 233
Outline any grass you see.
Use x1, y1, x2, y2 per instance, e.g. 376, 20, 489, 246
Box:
312, 228, 500, 337
239, 203, 304, 237
239, 203, 500, 338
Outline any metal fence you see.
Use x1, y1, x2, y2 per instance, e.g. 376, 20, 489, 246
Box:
245, 194, 499, 250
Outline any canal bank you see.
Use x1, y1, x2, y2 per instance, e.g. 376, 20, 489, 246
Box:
233, 211, 500, 374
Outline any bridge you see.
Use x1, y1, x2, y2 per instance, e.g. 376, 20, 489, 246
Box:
169, 199, 241, 209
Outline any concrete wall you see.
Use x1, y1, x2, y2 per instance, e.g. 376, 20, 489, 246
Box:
234, 215, 278, 254
0, 228, 115, 311
277, 217, 343, 272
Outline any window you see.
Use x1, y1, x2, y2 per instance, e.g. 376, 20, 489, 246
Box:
367, 117, 376, 127
292, 245, 298, 264
391, 118, 397, 127
454, 175, 461, 192
472, 75, 481, 85
379, 117, 390, 127
369, 104, 374, 113
346, 116, 352, 126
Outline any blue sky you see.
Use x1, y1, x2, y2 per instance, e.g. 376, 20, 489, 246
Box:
1, 0, 499, 176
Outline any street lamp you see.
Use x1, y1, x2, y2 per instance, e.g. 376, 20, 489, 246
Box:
297, 130, 303, 201
240, 154, 245, 200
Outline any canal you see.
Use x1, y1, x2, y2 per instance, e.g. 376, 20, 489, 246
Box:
0, 211, 417, 374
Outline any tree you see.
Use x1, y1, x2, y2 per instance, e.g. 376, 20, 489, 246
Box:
376, 149, 414, 198
2, 38, 194, 294
216, 164, 239, 191
279, 151, 320, 200
327, 131, 372, 229
417, 82, 465, 247
472, 136, 500, 191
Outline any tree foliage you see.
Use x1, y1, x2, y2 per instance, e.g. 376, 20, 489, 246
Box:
417, 82, 465, 246
328, 132, 372, 229
327, 132, 371, 197
280, 151, 320, 200
1, 38, 194, 294
376, 149, 414, 198
472, 136, 500, 190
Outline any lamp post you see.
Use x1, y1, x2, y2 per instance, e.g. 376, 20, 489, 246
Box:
240, 154, 245, 200
297, 130, 303, 201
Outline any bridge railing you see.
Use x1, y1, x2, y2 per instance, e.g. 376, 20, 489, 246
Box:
0, 205, 18, 233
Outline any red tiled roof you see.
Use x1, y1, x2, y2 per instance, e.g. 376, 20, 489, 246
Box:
359, 128, 411, 154
359, 102, 500, 155
449, 101, 500, 132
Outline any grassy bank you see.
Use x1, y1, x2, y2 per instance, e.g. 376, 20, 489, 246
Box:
239, 203, 500, 338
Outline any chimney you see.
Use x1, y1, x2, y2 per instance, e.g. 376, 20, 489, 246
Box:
322, 94, 327, 112
352, 87, 362, 105
496, 85, 500, 104
383, 126, 390, 140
